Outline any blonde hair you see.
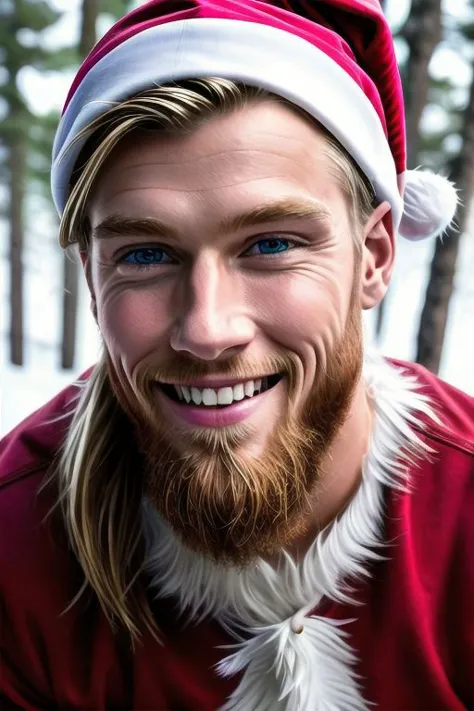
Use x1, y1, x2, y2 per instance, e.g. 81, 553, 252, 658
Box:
60, 78, 376, 250
53, 78, 376, 644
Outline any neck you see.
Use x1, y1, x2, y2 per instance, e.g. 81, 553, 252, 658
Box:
274, 376, 374, 564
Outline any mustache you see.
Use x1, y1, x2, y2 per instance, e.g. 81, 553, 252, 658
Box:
131, 352, 299, 391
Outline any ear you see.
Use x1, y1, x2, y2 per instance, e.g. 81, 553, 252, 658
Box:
361, 201, 395, 310
80, 248, 97, 321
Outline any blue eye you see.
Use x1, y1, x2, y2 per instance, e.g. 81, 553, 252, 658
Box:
246, 238, 294, 256
121, 248, 171, 266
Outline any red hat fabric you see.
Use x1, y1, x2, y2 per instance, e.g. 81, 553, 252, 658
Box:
52, 0, 457, 240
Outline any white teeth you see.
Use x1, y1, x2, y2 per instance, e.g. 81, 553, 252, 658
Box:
244, 380, 255, 398
202, 388, 218, 406
217, 387, 234, 405
191, 387, 202, 405
171, 376, 274, 406
181, 385, 191, 404
232, 383, 245, 401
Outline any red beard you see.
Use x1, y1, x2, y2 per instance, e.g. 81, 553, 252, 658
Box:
107, 305, 363, 566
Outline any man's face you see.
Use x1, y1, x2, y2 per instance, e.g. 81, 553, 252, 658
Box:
86, 99, 364, 563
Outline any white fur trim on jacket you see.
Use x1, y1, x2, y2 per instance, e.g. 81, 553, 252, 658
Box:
143, 353, 437, 711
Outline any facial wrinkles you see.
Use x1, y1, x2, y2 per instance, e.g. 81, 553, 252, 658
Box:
84, 101, 368, 564
94, 148, 310, 208
91, 234, 348, 380
106, 297, 363, 565
95, 251, 348, 385
276, 237, 353, 343
90, 256, 166, 350
92, 102, 339, 207
90, 196, 350, 322
89, 101, 356, 391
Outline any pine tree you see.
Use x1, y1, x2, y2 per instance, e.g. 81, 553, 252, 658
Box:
376, 0, 443, 341
401, 0, 443, 169
414, 3, 474, 372
0, 0, 62, 365
60, 0, 100, 370
416, 52, 474, 372
60, 0, 132, 369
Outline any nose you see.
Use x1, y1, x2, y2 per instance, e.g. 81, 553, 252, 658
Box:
170, 254, 255, 361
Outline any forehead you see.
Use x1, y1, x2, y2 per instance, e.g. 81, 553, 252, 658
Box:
89, 99, 346, 229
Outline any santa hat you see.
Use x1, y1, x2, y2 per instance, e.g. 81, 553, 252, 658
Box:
51, 0, 457, 241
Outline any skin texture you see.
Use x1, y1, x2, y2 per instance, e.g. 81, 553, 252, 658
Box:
84, 100, 394, 562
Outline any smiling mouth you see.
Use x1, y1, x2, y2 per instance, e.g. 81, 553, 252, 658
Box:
157, 374, 283, 408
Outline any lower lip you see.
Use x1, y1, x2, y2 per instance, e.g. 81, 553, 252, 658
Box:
155, 384, 277, 427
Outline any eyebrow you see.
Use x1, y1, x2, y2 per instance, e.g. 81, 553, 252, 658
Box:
91, 198, 332, 242
91, 215, 179, 241
221, 198, 332, 233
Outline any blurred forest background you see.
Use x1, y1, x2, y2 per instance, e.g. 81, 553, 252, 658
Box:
1, 0, 474, 433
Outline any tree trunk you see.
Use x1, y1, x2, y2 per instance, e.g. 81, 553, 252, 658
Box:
415, 70, 474, 373
8, 130, 27, 366
60, 0, 99, 369
401, 0, 442, 169
375, 0, 442, 342
79, 0, 100, 56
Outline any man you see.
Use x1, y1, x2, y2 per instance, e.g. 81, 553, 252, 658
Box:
1, 1, 473, 709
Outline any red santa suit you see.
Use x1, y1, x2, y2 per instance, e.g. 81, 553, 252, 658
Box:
2, 0, 472, 707
1, 355, 473, 710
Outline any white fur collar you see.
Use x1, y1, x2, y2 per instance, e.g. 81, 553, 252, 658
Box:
143, 354, 436, 710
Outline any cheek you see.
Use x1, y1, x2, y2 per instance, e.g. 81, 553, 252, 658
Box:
247, 257, 354, 396
97, 287, 172, 367
252, 265, 352, 349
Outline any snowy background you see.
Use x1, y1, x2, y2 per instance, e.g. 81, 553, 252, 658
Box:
1, 0, 474, 436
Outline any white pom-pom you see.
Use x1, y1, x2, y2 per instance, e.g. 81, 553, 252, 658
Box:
398, 170, 459, 241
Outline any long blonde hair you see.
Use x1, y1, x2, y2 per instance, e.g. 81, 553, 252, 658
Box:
53, 78, 377, 644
